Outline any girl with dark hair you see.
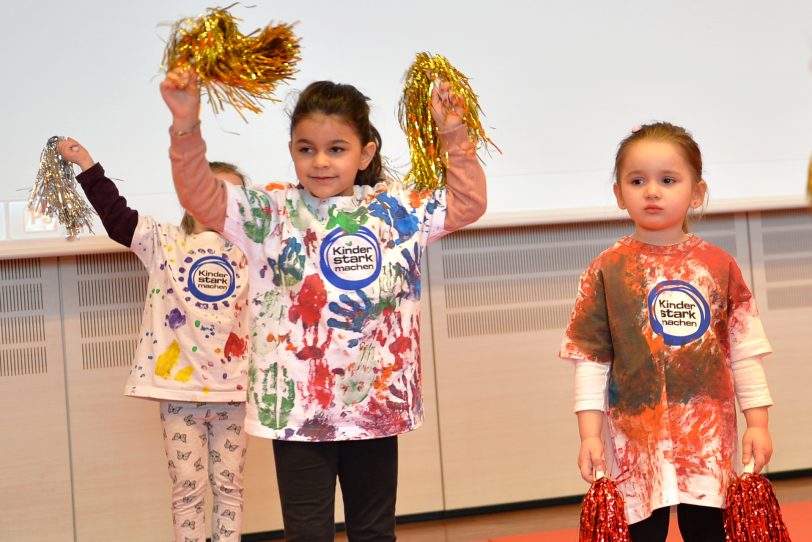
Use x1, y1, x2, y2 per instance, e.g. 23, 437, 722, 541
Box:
160, 69, 487, 541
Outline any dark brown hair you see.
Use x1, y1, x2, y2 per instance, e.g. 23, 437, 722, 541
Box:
289, 81, 384, 187
181, 161, 247, 235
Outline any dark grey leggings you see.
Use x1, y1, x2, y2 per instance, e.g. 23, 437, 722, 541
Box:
272, 436, 398, 542
629, 504, 725, 542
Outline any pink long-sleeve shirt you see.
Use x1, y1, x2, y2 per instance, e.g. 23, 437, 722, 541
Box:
169, 124, 486, 440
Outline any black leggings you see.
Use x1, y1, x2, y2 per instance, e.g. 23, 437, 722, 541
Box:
272, 436, 398, 542
629, 504, 725, 542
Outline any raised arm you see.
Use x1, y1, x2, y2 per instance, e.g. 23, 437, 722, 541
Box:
429, 81, 486, 231
56, 138, 139, 247
160, 69, 228, 231
438, 125, 486, 230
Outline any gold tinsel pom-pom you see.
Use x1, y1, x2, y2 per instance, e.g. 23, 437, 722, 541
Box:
399, 52, 497, 189
163, 5, 301, 118
29, 136, 95, 240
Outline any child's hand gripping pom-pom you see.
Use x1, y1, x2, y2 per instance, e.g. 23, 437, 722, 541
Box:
724, 460, 792, 541
579, 471, 631, 542
162, 5, 301, 119
399, 52, 498, 189
29, 136, 95, 240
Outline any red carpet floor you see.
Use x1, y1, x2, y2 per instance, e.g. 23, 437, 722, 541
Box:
487, 500, 811, 542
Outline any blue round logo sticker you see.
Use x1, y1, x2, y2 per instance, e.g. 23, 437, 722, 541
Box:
320, 226, 381, 290
188, 256, 236, 302
647, 280, 710, 346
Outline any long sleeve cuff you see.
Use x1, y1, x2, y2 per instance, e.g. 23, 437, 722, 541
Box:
732, 355, 773, 411
168, 124, 228, 232
571, 359, 610, 413
439, 124, 487, 231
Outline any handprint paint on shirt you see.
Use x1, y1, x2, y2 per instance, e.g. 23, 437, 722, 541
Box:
240, 190, 274, 244
369, 193, 419, 244
327, 290, 381, 346
376, 265, 401, 313
268, 237, 305, 287
286, 197, 316, 232
326, 206, 369, 235
289, 274, 328, 330
396, 244, 422, 299
336, 344, 376, 406
296, 329, 335, 409
252, 362, 296, 430
223, 332, 247, 361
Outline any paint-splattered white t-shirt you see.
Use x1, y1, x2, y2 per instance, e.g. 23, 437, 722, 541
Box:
125, 216, 250, 402
222, 180, 449, 441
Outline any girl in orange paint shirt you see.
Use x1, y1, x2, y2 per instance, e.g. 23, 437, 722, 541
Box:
560, 123, 774, 542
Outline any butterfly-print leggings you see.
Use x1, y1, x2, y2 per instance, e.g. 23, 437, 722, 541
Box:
160, 400, 247, 542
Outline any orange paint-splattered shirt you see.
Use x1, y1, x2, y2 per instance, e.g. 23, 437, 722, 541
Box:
560, 235, 771, 523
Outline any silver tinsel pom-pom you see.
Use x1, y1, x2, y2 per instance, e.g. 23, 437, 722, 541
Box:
29, 136, 95, 239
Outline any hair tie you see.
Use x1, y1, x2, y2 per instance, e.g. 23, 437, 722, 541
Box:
631, 125, 642, 133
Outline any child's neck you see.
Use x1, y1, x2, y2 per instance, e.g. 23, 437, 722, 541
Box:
192, 221, 213, 235
631, 227, 691, 246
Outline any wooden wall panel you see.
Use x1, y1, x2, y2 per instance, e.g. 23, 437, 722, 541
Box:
0, 258, 74, 541
60, 253, 175, 541
747, 210, 812, 472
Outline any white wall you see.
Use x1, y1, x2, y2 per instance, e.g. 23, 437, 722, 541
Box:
3, 0, 812, 227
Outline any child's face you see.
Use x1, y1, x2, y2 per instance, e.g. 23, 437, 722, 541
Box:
289, 113, 376, 199
613, 140, 706, 244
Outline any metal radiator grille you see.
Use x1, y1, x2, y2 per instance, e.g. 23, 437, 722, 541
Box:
756, 210, 812, 311
0, 259, 47, 377
73, 253, 147, 370
437, 221, 630, 338
436, 214, 743, 338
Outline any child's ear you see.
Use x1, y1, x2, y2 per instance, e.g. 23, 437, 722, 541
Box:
358, 141, 377, 171
691, 179, 708, 208
613, 183, 626, 210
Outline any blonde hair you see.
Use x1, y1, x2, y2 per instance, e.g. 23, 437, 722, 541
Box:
181, 161, 247, 235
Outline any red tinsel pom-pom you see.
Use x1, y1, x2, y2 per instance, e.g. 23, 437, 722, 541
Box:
579, 476, 631, 542
724, 472, 792, 541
